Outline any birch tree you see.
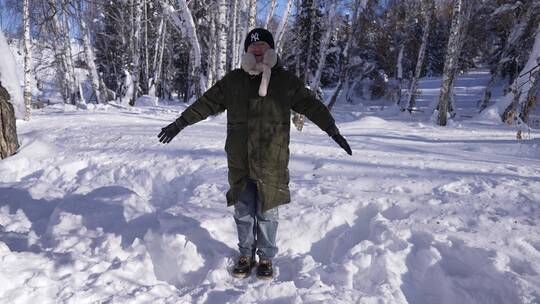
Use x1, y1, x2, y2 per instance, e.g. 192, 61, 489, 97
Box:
436, 0, 473, 126
248, 0, 257, 29
406, 0, 434, 111
310, 0, 337, 93
328, 0, 362, 110
501, 25, 540, 136
129, 0, 143, 106
164, 0, 205, 96
22, 0, 32, 120
264, 0, 278, 28
77, 1, 105, 104
216, 0, 228, 80
478, 2, 538, 112
275, 0, 293, 53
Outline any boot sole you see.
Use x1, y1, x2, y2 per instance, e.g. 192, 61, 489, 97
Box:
256, 274, 273, 280
231, 272, 251, 278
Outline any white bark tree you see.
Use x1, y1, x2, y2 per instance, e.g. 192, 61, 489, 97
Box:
22, 0, 32, 120
264, 0, 278, 28
77, 1, 105, 104
166, 0, 205, 95
501, 25, 540, 132
406, 0, 434, 111
216, 0, 228, 80
130, 0, 143, 106
275, 0, 293, 53
328, 0, 363, 110
436, 0, 473, 126
248, 0, 257, 29
310, 0, 337, 93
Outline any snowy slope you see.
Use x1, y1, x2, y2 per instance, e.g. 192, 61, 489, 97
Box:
0, 72, 539, 303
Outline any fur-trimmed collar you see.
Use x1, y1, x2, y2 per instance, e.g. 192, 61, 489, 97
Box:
241, 49, 278, 97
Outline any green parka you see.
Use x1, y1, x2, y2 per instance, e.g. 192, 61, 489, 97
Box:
179, 64, 336, 212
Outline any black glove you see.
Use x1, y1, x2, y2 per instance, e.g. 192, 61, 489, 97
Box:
158, 117, 188, 144
332, 134, 352, 155
325, 124, 352, 155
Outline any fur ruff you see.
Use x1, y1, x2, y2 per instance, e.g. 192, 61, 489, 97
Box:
241, 49, 277, 97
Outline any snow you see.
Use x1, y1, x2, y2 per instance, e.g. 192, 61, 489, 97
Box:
0, 71, 539, 303
0, 29, 24, 118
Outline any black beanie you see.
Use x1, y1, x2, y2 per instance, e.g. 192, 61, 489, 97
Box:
244, 28, 275, 52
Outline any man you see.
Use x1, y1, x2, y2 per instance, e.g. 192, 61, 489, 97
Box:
158, 28, 352, 279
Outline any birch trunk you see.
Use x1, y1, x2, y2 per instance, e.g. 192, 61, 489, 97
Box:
78, 1, 104, 104
236, 0, 249, 67
216, 0, 228, 80
275, 0, 293, 53
60, 0, 80, 104
130, 0, 143, 106
396, 43, 404, 105
436, 0, 471, 126
162, 0, 205, 96
502, 25, 540, 126
143, 0, 149, 94
22, 0, 32, 120
0, 84, 19, 159
207, 13, 216, 88
303, 0, 318, 84
248, 0, 257, 29
231, 0, 239, 69
478, 4, 536, 112
310, 0, 337, 93
264, 0, 278, 28
406, 0, 434, 111
328, 0, 362, 111
150, 17, 165, 96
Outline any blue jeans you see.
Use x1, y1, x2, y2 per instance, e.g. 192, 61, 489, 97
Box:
234, 179, 279, 260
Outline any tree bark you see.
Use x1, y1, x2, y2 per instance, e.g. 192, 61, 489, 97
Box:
0, 84, 19, 159
216, 0, 228, 80
436, 0, 472, 126
23, 0, 32, 120
78, 1, 104, 104
406, 0, 434, 111
310, 0, 337, 93
275, 0, 293, 53
328, 0, 362, 111
264, 0, 277, 28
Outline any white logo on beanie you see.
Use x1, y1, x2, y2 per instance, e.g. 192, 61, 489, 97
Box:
250, 33, 260, 42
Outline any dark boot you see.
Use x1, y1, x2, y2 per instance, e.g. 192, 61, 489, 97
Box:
256, 259, 273, 279
232, 256, 255, 278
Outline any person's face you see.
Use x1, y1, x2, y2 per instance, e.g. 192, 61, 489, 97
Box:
247, 41, 271, 63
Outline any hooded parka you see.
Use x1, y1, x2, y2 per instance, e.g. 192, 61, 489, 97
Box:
179, 64, 336, 212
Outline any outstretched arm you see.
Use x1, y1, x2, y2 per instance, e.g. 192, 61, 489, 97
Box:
158, 76, 228, 144
291, 84, 352, 155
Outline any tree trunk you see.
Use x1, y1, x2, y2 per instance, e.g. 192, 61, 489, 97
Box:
231, 0, 239, 69
436, 0, 472, 126
478, 3, 536, 112
248, 0, 257, 29
502, 26, 540, 126
328, 0, 362, 111
406, 0, 434, 111
310, 0, 337, 93
216, 0, 228, 80
130, 0, 143, 106
22, 0, 32, 120
0, 84, 19, 159
78, 1, 104, 104
264, 0, 277, 29
275, 0, 293, 53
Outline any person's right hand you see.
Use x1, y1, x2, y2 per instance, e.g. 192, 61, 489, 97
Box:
158, 118, 187, 144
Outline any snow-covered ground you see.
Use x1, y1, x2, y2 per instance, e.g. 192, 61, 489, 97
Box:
0, 72, 539, 303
